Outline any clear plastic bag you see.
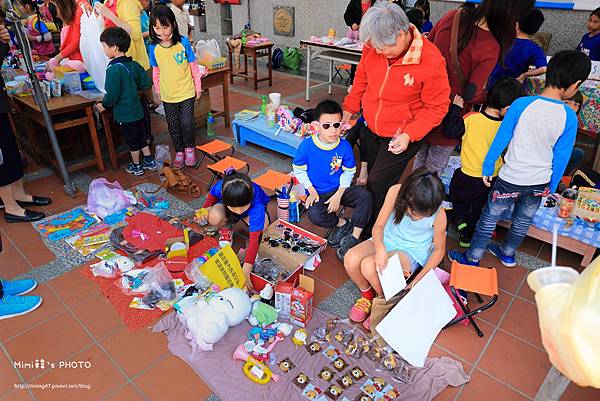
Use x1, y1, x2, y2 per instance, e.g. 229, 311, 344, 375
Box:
121, 262, 172, 295
196, 39, 221, 65
155, 144, 171, 167
527, 262, 600, 388
79, 9, 109, 92
87, 178, 134, 219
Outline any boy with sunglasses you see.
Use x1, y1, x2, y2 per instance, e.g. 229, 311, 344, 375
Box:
293, 100, 373, 261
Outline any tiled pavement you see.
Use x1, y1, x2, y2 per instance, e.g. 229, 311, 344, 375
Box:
1, 69, 599, 401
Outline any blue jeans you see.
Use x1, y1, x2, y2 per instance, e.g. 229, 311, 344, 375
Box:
467, 178, 547, 261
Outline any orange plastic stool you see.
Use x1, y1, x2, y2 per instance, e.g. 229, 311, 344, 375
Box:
253, 170, 293, 196
206, 156, 249, 189
194, 139, 234, 169
444, 261, 499, 337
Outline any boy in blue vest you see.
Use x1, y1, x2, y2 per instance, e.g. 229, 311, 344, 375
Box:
293, 100, 373, 261
95, 27, 156, 176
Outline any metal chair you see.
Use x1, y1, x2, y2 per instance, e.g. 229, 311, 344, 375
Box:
443, 261, 499, 337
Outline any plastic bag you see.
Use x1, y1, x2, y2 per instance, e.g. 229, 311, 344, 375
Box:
87, 178, 134, 219
155, 144, 171, 167
196, 39, 221, 66
527, 261, 600, 388
282, 47, 302, 70
121, 262, 172, 295
79, 9, 109, 92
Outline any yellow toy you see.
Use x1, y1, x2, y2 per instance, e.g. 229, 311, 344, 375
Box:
292, 329, 308, 346
233, 344, 280, 384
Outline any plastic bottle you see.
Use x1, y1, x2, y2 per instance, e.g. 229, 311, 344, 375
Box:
260, 95, 267, 116
241, 31, 247, 46
288, 192, 299, 223
207, 112, 215, 137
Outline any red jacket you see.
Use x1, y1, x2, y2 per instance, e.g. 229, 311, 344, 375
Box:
343, 26, 450, 141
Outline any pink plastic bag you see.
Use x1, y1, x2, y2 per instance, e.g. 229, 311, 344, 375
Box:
87, 178, 133, 219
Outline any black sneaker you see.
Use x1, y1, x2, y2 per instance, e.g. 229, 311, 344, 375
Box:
142, 157, 158, 171
125, 162, 144, 176
336, 234, 360, 261
457, 222, 471, 248
328, 219, 353, 248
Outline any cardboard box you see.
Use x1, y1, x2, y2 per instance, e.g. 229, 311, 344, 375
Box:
250, 219, 326, 292
274, 281, 294, 319
290, 275, 314, 327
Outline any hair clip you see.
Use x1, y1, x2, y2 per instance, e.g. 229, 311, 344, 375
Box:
224, 167, 236, 176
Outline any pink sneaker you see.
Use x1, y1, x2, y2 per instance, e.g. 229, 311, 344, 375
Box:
184, 147, 197, 167
173, 152, 185, 168
348, 297, 372, 323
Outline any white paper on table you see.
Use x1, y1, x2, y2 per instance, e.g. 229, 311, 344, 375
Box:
375, 270, 455, 367
377, 253, 407, 301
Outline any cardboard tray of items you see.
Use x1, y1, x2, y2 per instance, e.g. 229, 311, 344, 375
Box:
250, 219, 326, 291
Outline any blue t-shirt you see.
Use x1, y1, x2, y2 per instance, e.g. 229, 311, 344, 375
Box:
422, 20, 433, 34
292, 136, 356, 195
209, 180, 270, 233
577, 32, 600, 62
488, 38, 547, 90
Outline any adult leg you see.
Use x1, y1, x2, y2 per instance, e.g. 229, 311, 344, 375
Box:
500, 186, 545, 256
162, 101, 184, 152
180, 97, 196, 148
412, 142, 430, 171
366, 132, 422, 214
423, 144, 454, 177
467, 179, 519, 261
0, 184, 23, 216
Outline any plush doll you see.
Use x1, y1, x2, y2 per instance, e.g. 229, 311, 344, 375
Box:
179, 287, 251, 351
248, 298, 278, 328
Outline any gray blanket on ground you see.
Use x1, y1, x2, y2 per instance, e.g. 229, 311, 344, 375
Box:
153, 309, 470, 401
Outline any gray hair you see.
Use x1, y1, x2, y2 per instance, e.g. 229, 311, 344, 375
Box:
360, 1, 410, 48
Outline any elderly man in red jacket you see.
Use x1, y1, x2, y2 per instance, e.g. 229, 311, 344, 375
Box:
342, 1, 450, 214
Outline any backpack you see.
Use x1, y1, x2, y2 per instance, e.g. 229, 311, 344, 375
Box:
282, 47, 302, 70
272, 48, 284, 69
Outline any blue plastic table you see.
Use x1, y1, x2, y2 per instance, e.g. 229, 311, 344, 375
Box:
232, 117, 304, 158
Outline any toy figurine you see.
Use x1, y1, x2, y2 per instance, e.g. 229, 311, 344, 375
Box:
293, 329, 308, 346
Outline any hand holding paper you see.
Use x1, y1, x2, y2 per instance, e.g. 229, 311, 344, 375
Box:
377, 254, 407, 301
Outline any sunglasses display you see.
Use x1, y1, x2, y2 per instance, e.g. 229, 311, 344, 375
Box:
264, 225, 322, 255
252, 257, 291, 282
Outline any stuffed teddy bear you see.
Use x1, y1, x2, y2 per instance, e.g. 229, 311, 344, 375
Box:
179, 287, 251, 351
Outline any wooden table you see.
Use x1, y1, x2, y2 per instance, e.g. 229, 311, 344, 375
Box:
228, 42, 273, 90
10, 93, 105, 173
102, 66, 232, 170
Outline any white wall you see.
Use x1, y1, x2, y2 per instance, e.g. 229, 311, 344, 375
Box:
194, 0, 591, 74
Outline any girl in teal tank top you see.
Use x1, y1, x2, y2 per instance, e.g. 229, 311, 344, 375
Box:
343, 169, 448, 327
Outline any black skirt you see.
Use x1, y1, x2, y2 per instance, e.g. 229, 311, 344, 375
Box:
0, 113, 24, 187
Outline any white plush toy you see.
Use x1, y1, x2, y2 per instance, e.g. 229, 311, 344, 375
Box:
179, 288, 251, 351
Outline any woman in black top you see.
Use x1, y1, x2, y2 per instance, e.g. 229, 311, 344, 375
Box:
0, 22, 51, 223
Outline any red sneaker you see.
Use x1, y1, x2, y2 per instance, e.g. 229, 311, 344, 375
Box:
348, 297, 372, 323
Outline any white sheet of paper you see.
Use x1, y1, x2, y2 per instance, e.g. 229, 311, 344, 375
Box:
375, 270, 456, 367
377, 253, 407, 301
